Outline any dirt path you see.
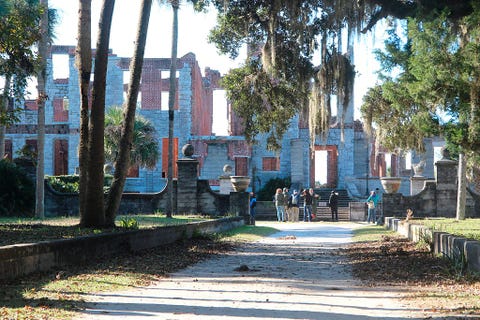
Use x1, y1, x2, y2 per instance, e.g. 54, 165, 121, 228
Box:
79, 222, 434, 319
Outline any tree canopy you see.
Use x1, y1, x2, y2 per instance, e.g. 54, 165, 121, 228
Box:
0, 0, 44, 101
194, 0, 476, 150
361, 3, 480, 156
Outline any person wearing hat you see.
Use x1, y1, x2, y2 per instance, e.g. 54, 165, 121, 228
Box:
328, 190, 339, 221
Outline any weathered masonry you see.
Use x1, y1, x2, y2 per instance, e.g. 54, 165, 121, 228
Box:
7, 45, 442, 201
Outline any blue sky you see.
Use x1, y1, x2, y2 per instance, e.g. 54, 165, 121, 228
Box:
49, 0, 245, 74
48, 1, 386, 130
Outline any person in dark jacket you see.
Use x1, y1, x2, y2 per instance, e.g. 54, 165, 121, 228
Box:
249, 192, 257, 225
328, 190, 339, 221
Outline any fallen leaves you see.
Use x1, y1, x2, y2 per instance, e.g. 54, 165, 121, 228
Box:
344, 234, 480, 316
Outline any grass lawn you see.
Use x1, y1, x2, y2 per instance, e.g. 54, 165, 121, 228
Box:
0, 214, 209, 247
407, 217, 480, 241
0, 221, 278, 320
0, 213, 207, 227
351, 223, 397, 242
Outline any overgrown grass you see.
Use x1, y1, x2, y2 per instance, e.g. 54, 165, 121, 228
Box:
410, 218, 480, 241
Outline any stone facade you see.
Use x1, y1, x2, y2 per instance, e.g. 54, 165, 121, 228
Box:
6, 45, 439, 200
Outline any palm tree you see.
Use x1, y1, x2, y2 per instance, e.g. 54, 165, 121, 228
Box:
105, 0, 153, 226
166, 0, 179, 218
76, 0, 92, 221
35, 0, 49, 219
104, 106, 159, 170
80, 0, 115, 227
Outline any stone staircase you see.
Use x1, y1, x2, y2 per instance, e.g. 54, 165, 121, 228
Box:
254, 188, 361, 222
313, 188, 355, 221
313, 188, 351, 207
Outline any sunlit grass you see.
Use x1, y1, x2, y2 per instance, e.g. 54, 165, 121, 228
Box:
409, 218, 480, 241
0, 214, 212, 247
352, 224, 396, 242
0, 213, 207, 228
0, 221, 279, 320
219, 225, 279, 242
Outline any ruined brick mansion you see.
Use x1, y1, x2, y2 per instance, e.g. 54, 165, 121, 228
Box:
5, 45, 439, 197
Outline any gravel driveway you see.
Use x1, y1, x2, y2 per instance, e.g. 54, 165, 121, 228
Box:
79, 222, 435, 320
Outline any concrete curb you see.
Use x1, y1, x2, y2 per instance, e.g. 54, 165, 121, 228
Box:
0, 216, 244, 281
385, 217, 480, 273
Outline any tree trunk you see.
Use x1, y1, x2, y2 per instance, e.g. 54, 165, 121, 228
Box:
456, 151, 466, 221
105, 0, 152, 226
166, 0, 179, 218
0, 75, 11, 160
76, 0, 92, 223
83, 0, 115, 228
35, 0, 49, 219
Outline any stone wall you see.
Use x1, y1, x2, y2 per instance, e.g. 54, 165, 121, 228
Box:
0, 217, 244, 281
45, 179, 234, 217
43, 152, 243, 217
382, 158, 480, 218
385, 217, 480, 273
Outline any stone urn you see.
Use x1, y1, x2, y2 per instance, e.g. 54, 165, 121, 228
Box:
412, 159, 426, 177
380, 177, 402, 193
230, 176, 251, 192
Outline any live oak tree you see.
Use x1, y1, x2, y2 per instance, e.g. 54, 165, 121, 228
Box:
76, 0, 477, 226
361, 4, 480, 220
196, 1, 476, 150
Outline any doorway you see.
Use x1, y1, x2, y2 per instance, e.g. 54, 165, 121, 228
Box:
311, 145, 338, 188
314, 150, 328, 188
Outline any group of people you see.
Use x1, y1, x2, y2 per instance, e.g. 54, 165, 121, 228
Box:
273, 187, 302, 222
249, 187, 382, 225
271, 187, 338, 222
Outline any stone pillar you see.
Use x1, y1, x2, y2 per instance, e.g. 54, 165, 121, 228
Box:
229, 192, 250, 222
410, 176, 428, 195
219, 176, 234, 194
219, 164, 233, 195
435, 157, 458, 217
176, 144, 199, 214
290, 139, 305, 188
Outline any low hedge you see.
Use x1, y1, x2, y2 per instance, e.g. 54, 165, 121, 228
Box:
46, 175, 113, 193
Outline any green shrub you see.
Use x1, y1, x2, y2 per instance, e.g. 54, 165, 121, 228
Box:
257, 177, 291, 201
46, 174, 113, 193
119, 217, 139, 230
0, 159, 35, 217
47, 176, 79, 193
